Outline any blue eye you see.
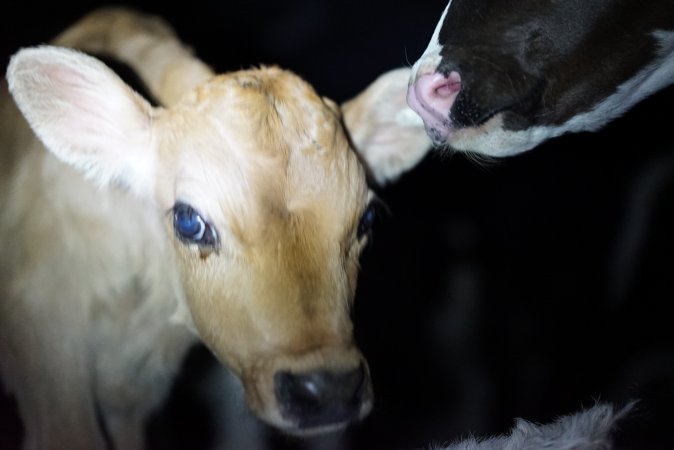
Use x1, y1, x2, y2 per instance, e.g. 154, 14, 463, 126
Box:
357, 203, 376, 240
173, 203, 218, 247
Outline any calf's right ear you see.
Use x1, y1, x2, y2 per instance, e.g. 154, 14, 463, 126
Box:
7, 45, 156, 197
341, 67, 432, 185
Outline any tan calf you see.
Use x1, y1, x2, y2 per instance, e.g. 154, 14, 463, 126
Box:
0, 7, 429, 450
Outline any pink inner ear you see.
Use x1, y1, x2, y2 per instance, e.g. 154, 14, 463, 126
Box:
22, 59, 105, 129
47, 57, 149, 139
8, 47, 155, 195
46, 62, 92, 86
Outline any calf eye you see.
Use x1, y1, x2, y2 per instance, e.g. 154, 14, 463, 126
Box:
357, 203, 377, 240
173, 202, 218, 247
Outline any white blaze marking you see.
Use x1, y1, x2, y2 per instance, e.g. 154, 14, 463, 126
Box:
410, 1, 452, 81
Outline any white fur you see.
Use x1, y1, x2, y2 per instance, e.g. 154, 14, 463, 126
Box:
434, 403, 633, 450
410, 2, 450, 82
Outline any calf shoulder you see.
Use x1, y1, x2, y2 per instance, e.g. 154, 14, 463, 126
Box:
0, 84, 196, 447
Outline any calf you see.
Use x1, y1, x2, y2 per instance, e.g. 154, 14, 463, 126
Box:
407, 0, 674, 157
0, 8, 428, 450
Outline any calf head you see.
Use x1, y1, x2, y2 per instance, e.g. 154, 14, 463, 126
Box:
6, 47, 427, 434
408, 0, 674, 157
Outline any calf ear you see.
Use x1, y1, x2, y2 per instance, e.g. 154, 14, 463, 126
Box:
342, 67, 432, 185
7, 46, 156, 196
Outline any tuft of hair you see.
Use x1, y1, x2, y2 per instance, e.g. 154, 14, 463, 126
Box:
431, 402, 635, 450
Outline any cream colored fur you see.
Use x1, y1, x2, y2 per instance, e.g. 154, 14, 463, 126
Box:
0, 8, 429, 450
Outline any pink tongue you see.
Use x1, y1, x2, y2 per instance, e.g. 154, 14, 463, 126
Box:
406, 71, 461, 138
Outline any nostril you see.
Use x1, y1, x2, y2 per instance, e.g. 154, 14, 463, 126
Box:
274, 365, 369, 428
432, 71, 462, 98
276, 371, 327, 412
407, 71, 461, 137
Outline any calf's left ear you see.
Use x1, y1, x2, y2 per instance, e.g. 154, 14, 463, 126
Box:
341, 67, 432, 185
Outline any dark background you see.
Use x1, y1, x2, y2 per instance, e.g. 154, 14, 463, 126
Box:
2, 1, 674, 449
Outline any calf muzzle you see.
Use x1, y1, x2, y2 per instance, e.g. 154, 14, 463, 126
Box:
274, 363, 372, 432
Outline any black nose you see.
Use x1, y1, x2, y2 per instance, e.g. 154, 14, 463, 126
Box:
274, 364, 371, 429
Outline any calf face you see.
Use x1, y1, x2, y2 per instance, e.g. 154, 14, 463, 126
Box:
408, 0, 674, 156
3, 7, 432, 442
7, 47, 376, 435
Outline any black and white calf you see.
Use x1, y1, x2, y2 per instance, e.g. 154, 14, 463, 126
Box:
407, 0, 674, 156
